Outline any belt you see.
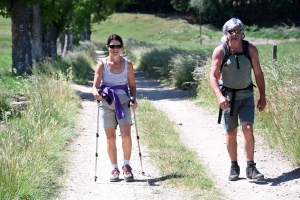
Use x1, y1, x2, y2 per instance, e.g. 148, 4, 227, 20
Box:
217, 83, 255, 124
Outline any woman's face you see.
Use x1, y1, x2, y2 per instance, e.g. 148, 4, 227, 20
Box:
107, 40, 123, 56
226, 26, 244, 44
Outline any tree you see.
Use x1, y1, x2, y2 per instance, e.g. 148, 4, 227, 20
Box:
9, 0, 32, 75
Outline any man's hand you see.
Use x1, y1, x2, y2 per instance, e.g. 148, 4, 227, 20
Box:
257, 97, 266, 112
219, 96, 230, 110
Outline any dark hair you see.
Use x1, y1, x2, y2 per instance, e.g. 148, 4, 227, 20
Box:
106, 34, 123, 46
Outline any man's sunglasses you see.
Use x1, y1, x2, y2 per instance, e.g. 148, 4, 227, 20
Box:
108, 45, 123, 49
227, 29, 243, 34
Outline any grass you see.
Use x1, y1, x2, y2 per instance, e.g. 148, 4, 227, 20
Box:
0, 74, 81, 199
0, 14, 96, 198
137, 99, 222, 199
92, 13, 221, 48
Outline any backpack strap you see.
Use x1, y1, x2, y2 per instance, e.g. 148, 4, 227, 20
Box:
242, 40, 253, 67
220, 43, 230, 73
220, 40, 252, 73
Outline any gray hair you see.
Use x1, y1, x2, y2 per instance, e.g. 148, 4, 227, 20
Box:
221, 18, 245, 44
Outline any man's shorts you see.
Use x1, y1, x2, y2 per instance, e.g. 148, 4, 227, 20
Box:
99, 93, 132, 129
222, 96, 255, 132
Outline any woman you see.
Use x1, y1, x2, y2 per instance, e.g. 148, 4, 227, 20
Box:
92, 34, 138, 182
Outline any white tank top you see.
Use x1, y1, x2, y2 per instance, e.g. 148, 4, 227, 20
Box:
101, 57, 128, 86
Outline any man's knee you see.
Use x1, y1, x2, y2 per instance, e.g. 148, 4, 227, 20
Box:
242, 122, 253, 133
226, 128, 238, 139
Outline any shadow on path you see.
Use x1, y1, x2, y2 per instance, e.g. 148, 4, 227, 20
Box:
265, 167, 300, 186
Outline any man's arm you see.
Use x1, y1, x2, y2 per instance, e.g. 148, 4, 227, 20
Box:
249, 43, 266, 112
210, 45, 229, 110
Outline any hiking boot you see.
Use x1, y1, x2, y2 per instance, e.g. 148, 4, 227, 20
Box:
228, 164, 240, 181
122, 164, 134, 182
110, 168, 120, 182
246, 163, 264, 180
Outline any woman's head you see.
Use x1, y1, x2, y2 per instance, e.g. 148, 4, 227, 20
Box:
106, 34, 123, 46
221, 18, 245, 44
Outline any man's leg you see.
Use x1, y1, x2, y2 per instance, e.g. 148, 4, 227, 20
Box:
241, 121, 264, 180
241, 122, 254, 161
226, 128, 241, 181
226, 128, 238, 161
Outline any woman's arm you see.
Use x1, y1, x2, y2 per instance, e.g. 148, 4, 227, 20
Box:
92, 61, 104, 101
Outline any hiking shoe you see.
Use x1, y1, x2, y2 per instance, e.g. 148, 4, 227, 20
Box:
228, 164, 240, 181
110, 168, 120, 182
246, 163, 264, 180
122, 164, 134, 182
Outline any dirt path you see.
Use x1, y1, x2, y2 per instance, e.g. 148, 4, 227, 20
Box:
57, 52, 300, 200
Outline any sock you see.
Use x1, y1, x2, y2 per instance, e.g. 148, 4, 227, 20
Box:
124, 159, 130, 166
247, 161, 255, 166
231, 161, 238, 166
112, 164, 118, 169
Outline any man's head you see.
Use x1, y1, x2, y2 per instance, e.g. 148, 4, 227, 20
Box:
221, 18, 245, 44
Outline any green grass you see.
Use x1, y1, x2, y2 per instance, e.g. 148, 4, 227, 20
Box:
137, 99, 222, 199
92, 13, 221, 48
0, 74, 81, 199
0, 15, 96, 199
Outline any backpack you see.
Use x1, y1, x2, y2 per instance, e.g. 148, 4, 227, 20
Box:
218, 40, 252, 82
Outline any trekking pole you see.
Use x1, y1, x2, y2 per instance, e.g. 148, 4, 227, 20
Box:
94, 89, 102, 182
130, 97, 145, 175
95, 89, 109, 182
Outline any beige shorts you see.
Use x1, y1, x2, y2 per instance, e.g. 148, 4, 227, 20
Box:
99, 93, 132, 129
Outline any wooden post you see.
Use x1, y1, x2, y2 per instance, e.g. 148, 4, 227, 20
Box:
273, 44, 277, 60
199, 9, 202, 45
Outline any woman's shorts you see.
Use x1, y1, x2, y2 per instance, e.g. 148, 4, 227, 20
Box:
99, 93, 132, 129
222, 96, 255, 132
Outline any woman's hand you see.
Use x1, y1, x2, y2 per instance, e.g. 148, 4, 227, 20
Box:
130, 101, 138, 109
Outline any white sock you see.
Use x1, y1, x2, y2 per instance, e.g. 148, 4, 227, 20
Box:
112, 164, 118, 169
124, 160, 130, 166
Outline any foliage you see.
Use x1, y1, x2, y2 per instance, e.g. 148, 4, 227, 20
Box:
0, 73, 80, 199
34, 42, 96, 85
0, 40, 94, 199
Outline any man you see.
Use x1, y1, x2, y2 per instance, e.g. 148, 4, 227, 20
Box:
209, 18, 266, 181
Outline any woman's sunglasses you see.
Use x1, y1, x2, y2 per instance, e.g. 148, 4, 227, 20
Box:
108, 45, 123, 49
227, 29, 243, 34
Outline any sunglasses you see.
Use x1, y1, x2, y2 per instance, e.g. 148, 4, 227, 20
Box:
227, 29, 243, 34
108, 45, 123, 49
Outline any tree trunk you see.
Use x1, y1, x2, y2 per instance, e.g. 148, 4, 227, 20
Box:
43, 22, 58, 58
11, 0, 32, 75
31, 4, 44, 62
61, 30, 68, 57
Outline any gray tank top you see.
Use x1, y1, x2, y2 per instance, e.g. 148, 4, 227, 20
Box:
221, 53, 253, 101
101, 57, 128, 94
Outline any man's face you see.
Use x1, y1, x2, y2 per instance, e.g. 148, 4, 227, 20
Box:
226, 26, 244, 44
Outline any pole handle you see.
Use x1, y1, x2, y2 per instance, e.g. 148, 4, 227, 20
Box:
97, 88, 109, 103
